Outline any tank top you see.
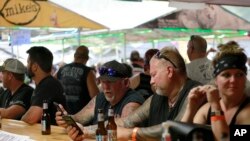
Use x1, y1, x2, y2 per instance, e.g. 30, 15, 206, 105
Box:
206, 97, 250, 127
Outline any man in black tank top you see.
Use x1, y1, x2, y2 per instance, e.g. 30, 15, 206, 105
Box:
55, 60, 145, 140
56, 45, 99, 114
114, 47, 201, 140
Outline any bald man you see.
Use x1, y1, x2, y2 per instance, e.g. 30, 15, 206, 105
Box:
56, 45, 99, 114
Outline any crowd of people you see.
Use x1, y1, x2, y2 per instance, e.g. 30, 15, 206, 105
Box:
0, 36, 250, 141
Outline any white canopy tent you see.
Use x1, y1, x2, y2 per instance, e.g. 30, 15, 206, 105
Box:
50, 0, 176, 30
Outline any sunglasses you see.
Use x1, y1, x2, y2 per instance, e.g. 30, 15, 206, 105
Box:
98, 67, 124, 77
155, 51, 177, 68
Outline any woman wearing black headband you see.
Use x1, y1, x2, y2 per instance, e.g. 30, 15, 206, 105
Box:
181, 42, 250, 141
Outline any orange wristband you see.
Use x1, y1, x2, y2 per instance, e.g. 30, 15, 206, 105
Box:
132, 127, 139, 141
211, 115, 225, 121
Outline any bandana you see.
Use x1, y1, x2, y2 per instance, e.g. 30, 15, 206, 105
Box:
213, 55, 247, 77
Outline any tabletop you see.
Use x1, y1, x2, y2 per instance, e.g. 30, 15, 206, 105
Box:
0, 118, 71, 141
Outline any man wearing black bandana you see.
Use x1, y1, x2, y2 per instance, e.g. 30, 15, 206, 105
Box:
181, 42, 250, 141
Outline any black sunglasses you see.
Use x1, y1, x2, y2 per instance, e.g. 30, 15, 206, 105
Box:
155, 51, 177, 68
98, 67, 124, 77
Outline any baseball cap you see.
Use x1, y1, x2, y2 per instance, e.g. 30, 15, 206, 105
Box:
0, 58, 26, 74
98, 60, 129, 82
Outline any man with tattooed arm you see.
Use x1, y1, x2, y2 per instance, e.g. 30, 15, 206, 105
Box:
55, 60, 145, 140
65, 47, 201, 141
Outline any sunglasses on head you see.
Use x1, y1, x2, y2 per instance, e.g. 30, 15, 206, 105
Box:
155, 51, 177, 68
98, 67, 124, 77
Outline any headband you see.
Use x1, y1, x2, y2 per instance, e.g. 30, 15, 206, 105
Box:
213, 55, 247, 77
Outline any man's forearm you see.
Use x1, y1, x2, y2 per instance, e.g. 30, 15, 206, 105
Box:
136, 124, 162, 141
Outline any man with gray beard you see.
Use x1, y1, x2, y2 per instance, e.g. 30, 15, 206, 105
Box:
55, 60, 145, 131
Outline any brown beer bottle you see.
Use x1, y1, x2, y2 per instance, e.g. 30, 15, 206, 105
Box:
41, 100, 51, 135
106, 106, 117, 141
96, 109, 107, 141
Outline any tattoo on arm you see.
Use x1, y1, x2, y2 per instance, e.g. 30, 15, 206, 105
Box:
73, 97, 96, 125
123, 97, 152, 128
121, 102, 141, 118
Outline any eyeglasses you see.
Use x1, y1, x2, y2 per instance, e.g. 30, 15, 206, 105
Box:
155, 51, 177, 68
98, 67, 124, 77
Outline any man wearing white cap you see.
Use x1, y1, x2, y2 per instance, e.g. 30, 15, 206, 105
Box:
0, 58, 34, 120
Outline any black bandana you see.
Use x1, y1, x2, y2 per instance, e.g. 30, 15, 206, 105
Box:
213, 55, 247, 77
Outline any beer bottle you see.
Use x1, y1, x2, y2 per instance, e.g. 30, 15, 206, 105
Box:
96, 109, 107, 141
106, 106, 117, 141
41, 100, 51, 135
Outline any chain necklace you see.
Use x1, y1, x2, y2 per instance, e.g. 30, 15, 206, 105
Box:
168, 85, 184, 109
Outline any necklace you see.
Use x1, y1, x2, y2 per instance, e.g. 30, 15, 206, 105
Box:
168, 85, 184, 109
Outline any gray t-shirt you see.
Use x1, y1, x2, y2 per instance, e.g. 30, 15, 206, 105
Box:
186, 57, 214, 84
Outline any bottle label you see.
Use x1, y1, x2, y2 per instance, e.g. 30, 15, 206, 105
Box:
43, 103, 48, 109
107, 130, 117, 141
96, 135, 107, 141
108, 109, 114, 117
41, 120, 46, 131
98, 113, 104, 122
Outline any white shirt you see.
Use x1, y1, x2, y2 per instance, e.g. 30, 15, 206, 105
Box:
186, 57, 214, 84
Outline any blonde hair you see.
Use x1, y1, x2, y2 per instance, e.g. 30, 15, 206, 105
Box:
159, 46, 186, 74
212, 42, 247, 68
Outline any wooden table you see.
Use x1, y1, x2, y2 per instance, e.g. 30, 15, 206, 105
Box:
1, 119, 71, 141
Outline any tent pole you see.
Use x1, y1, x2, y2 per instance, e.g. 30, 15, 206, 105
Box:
77, 28, 81, 46
62, 38, 65, 62
123, 32, 126, 63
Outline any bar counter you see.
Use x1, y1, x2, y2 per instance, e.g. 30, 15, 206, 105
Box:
1, 118, 71, 141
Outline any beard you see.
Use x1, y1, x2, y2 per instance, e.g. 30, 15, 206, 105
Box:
155, 87, 167, 96
26, 67, 35, 79
104, 94, 115, 102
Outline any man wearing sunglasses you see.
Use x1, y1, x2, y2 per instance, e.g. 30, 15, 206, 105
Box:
55, 60, 145, 138
186, 35, 213, 84
65, 47, 201, 141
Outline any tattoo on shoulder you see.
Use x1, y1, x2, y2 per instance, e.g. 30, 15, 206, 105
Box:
123, 97, 152, 128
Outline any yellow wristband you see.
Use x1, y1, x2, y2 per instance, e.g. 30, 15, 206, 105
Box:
132, 127, 139, 141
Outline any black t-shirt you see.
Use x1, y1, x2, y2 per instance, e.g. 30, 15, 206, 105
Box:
91, 89, 145, 125
57, 62, 91, 114
135, 73, 154, 99
0, 83, 34, 120
146, 79, 201, 127
31, 75, 66, 125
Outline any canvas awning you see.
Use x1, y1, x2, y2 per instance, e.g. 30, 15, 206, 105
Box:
0, 0, 106, 30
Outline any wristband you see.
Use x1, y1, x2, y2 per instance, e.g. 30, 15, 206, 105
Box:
210, 110, 224, 116
211, 115, 225, 121
132, 127, 139, 141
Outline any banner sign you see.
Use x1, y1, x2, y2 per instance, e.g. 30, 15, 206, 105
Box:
11, 30, 31, 45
